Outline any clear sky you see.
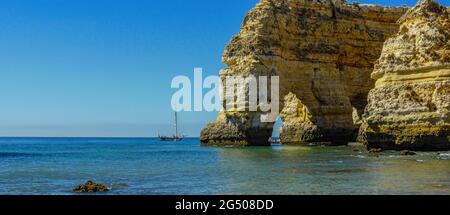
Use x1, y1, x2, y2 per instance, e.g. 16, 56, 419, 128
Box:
0, 0, 448, 137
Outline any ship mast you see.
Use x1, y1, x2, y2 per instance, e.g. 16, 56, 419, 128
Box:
174, 112, 178, 137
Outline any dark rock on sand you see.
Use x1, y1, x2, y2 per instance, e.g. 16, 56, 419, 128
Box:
73, 180, 109, 193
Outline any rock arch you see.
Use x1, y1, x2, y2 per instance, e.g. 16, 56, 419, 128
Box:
200, 0, 407, 146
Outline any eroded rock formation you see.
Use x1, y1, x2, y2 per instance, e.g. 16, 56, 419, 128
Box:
73, 180, 109, 193
201, 0, 408, 146
361, 0, 450, 151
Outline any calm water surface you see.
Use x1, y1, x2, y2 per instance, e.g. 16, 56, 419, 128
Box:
0, 137, 449, 195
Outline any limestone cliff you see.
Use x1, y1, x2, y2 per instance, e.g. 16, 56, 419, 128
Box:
201, 0, 407, 146
362, 0, 450, 151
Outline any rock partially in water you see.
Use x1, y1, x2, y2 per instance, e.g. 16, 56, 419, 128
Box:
400, 150, 417, 156
368, 148, 383, 157
369, 148, 383, 153
200, 0, 407, 147
73, 180, 109, 193
362, 0, 450, 151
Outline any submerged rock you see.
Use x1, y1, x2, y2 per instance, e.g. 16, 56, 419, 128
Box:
400, 150, 417, 156
201, 0, 407, 146
73, 180, 109, 193
362, 0, 450, 151
369, 148, 383, 153
368, 148, 383, 157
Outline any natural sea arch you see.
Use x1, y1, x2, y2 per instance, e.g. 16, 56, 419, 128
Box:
201, 64, 366, 146
200, 0, 407, 147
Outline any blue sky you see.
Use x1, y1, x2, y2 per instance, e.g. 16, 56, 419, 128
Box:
0, 0, 448, 137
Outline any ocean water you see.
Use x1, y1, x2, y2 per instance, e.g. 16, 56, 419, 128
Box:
0, 137, 449, 195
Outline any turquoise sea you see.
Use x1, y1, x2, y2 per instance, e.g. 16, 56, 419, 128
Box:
0, 137, 449, 195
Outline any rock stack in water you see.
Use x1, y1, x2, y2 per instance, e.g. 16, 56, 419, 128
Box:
201, 0, 407, 146
73, 180, 109, 193
362, 0, 450, 151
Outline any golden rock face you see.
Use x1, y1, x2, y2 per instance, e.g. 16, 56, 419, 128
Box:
201, 0, 408, 146
362, 0, 450, 150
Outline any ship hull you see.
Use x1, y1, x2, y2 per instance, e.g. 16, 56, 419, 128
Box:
159, 136, 184, 142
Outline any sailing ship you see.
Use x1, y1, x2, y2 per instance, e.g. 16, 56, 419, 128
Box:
159, 112, 184, 141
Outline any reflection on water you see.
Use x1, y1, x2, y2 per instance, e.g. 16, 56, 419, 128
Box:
0, 138, 448, 195
217, 144, 450, 195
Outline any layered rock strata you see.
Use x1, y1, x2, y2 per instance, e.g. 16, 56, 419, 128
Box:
201, 0, 407, 146
362, 0, 450, 151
